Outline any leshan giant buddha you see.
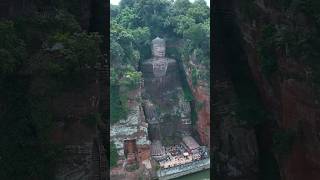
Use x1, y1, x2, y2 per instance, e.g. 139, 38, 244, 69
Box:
142, 37, 191, 143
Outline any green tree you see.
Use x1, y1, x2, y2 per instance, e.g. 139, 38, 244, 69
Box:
111, 5, 120, 17
110, 85, 129, 124
120, 70, 142, 89
171, 15, 196, 35
120, 0, 136, 9
173, 0, 192, 15
115, 7, 139, 28
110, 40, 125, 65
186, 0, 210, 23
134, 0, 171, 36
183, 23, 208, 47
110, 142, 119, 167
14, 9, 81, 53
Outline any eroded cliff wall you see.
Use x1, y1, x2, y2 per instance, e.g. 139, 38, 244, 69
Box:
213, 2, 261, 178
215, 0, 320, 180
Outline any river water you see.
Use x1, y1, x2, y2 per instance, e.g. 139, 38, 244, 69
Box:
174, 169, 210, 180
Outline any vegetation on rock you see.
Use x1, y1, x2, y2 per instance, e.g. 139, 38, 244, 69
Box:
110, 142, 119, 167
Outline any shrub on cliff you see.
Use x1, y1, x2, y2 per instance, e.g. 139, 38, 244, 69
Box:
110, 142, 119, 167
191, 68, 199, 86
110, 85, 129, 124
120, 70, 142, 90
14, 9, 81, 53
48, 32, 101, 69
182, 85, 194, 101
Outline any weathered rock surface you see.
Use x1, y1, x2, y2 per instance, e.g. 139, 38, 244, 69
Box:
213, 1, 260, 178
110, 87, 151, 157
183, 61, 210, 146
27, 68, 101, 179
213, 80, 259, 178
225, 0, 320, 179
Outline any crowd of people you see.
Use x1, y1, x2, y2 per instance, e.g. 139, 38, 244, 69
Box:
198, 146, 209, 159
153, 142, 208, 169
166, 143, 186, 156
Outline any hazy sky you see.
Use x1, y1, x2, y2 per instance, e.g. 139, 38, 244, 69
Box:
110, 0, 210, 7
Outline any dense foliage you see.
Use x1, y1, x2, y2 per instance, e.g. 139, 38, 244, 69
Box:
110, 85, 129, 124
0, 3, 102, 179
238, 1, 320, 179
110, 142, 119, 167
252, 0, 320, 90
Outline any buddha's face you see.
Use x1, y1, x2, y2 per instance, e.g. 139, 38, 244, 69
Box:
152, 44, 165, 58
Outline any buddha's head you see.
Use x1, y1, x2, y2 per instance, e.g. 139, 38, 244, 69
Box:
152, 37, 165, 58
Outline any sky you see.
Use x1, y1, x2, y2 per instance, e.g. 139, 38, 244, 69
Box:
110, 0, 210, 7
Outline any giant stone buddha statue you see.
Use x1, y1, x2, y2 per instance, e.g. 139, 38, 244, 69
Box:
142, 37, 191, 150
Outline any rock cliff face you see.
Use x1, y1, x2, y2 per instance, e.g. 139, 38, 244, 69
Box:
178, 47, 210, 147
213, 4, 260, 177
214, 0, 320, 179
29, 67, 101, 179
110, 86, 150, 159
235, 1, 320, 180
194, 85, 210, 146
183, 62, 210, 146
213, 79, 259, 179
